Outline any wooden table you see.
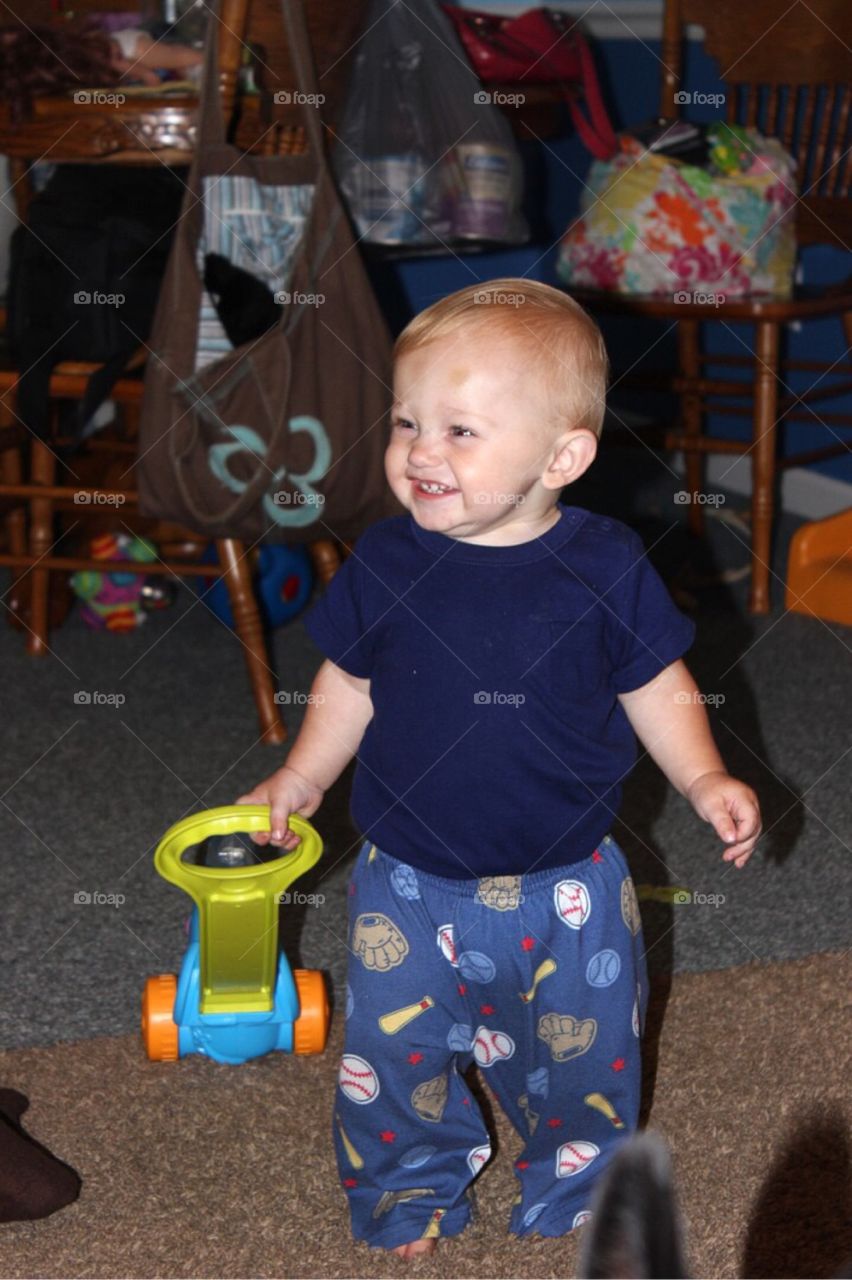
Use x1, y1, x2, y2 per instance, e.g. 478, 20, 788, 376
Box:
0, 91, 201, 170
0, 89, 314, 219
0, 0, 375, 214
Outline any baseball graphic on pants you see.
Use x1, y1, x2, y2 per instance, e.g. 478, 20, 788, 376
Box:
523, 1203, 547, 1228
554, 879, 591, 929
556, 1140, 600, 1178
447, 1022, 473, 1053
526, 1066, 550, 1098
391, 863, 420, 899
586, 948, 621, 988
466, 1143, 492, 1175
473, 1026, 515, 1068
339, 1054, 380, 1104
437, 923, 459, 966
399, 1144, 437, 1169
457, 950, 496, 983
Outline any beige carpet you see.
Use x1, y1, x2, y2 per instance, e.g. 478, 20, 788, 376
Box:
0, 951, 850, 1279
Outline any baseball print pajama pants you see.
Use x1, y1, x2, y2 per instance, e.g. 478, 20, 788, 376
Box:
333, 835, 649, 1248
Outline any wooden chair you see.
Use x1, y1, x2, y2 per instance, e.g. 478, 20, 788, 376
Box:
0, 350, 346, 744
569, 0, 852, 613
0, 0, 365, 741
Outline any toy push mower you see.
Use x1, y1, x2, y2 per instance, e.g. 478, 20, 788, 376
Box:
142, 806, 329, 1063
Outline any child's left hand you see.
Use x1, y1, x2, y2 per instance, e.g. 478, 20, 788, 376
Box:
686, 770, 761, 868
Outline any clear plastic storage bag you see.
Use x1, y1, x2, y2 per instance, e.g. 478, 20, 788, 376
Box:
332, 0, 529, 247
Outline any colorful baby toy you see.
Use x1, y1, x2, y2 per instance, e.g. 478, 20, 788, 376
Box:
142, 805, 329, 1063
69, 532, 158, 631
707, 122, 753, 176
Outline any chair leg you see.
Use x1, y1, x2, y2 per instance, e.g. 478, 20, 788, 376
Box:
677, 319, 705, 536
215, 538, 286, 745
0, 422, 27, 623
308, 537, 342, 585
749, 322, 780, 615
26, 439, 56, 655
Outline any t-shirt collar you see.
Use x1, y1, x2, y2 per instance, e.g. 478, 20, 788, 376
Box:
409, 502, 586, 565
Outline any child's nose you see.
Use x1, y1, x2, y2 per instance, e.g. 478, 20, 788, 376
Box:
408, 435, 442, 467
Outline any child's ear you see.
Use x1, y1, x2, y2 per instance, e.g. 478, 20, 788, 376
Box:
541, 428, 598, 490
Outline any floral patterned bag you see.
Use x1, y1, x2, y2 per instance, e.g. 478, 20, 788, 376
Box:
557, 128, 797, 300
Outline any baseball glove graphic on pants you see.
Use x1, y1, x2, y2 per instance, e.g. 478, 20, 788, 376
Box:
352, 913, 409, 971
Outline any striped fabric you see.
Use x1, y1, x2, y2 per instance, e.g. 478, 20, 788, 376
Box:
195, 175, 316, 370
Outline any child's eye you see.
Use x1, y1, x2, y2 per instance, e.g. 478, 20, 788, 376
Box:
391, 417, 415, 431
450, 425, 475, 438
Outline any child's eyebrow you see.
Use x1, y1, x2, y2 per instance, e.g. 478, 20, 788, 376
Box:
445, 406, 493, 421
392, 399, 494, 423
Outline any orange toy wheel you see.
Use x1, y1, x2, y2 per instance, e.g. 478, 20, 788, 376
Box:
142, 974, 179, 1061
293, 969, 329, 1054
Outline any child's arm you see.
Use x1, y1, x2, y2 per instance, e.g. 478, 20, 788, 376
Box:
618, 659, 761, 868
236, 658, 373, 849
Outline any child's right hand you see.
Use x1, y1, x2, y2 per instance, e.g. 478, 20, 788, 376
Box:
235, 766, 324, 849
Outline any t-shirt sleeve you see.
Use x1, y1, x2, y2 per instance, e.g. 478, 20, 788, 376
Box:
303, 550, 374, 678
609, 531, 696, 693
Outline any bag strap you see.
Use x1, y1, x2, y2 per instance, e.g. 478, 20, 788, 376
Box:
169, 0, 345, 534
196, 0, 325, 176
563, 32, 616, 161
499, 16, 615, 160
277, 0, 325, 163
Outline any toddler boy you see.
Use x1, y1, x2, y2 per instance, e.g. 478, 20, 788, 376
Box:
238, 279, 761, 1256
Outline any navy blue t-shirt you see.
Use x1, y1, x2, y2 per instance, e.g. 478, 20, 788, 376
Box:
304, 504, 695, 877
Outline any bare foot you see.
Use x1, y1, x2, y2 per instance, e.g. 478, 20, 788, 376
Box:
390, 1239, 437, 1259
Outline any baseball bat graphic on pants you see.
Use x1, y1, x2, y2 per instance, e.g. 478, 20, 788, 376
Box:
336, 1113, 364, 1169
422, 1208, 446, 1239
585, 1092, 625, 1128
520, 959, 557, 1002
379, 995, 435, 1035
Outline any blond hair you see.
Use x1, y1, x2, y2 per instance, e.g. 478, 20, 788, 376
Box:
393, 279, 609, 437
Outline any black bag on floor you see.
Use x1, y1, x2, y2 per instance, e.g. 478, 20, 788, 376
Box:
6, 164, 185, 444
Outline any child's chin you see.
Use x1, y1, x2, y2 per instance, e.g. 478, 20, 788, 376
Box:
411, 503, 462, 529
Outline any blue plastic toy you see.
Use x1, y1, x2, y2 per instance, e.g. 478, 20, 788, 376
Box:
141, 806, 329, 1063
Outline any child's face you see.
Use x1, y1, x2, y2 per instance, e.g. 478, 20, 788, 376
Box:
387, 330, 576, 546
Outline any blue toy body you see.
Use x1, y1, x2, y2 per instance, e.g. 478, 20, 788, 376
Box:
171, 909, 299, 1064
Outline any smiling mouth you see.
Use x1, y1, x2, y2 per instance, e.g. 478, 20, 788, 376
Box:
411, 480, 457, 497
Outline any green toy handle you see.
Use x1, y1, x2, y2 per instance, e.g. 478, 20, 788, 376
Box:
154, 806, 323, 1014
